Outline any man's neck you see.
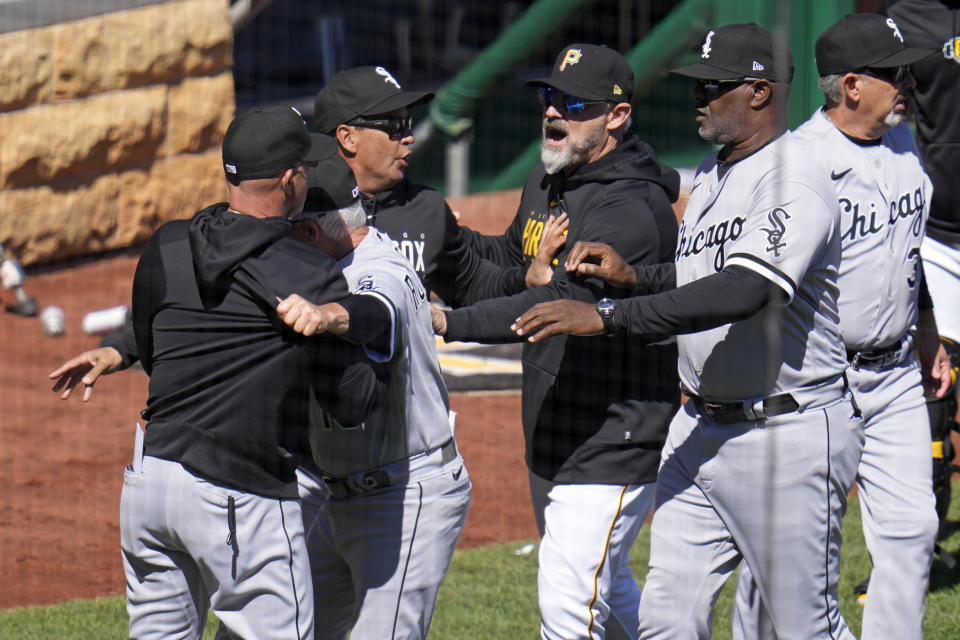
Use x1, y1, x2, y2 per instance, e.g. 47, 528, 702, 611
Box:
722, 121, 786, 163
563, 135, 620, 176
227, 195, 285, 219
824, 106, 886, 142
349, 226, 369, 250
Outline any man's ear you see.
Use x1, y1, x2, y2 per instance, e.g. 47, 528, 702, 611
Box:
280, 167, 295, 195
336, 125, 358, 155
607, 103, 632, 131
841, 73, 862, 106
747, 80, 773, 108
289, 220, 320, 246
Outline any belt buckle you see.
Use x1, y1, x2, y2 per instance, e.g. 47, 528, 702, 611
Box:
700, 400, 735, 424
355, 469, 390, 494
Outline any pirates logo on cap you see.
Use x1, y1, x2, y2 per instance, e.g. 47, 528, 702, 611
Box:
944, 36, 960, 64
560, 48, 582, 71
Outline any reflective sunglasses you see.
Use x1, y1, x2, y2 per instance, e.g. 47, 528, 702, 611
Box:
537, 86, 607, 115
696, 77, 761, 98
346, 115, 413, 138
858, 65, 910, 86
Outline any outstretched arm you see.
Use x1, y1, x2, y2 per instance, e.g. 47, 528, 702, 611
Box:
513, 266, 774, 342
48, 346, 124, 402
564, 241, 676, 294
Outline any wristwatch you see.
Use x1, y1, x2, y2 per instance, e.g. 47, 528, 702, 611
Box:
596, 297, 616, 334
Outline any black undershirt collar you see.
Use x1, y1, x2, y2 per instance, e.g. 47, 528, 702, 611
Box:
840, 130, 883, 147
716, 130, 787, 180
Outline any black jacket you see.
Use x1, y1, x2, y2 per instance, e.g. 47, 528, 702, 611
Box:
362, 178, 528, 307
887, 0, 960, 244
444, 136, 682, 484
134, 204, 384, 498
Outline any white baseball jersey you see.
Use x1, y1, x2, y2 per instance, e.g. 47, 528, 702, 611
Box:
676, 133, 847, 399
793, 109, 933, 350
307, 228, 452, 477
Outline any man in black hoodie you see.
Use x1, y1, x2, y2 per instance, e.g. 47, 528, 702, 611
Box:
313, 65, 560, 306
433, 44, 681, 640
52, 108, 389, 639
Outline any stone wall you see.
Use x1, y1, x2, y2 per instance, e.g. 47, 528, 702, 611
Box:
0, 0, 234, 265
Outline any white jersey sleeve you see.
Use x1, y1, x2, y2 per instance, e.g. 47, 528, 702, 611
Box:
347, 267, 399, 364
724, 174, 838, 304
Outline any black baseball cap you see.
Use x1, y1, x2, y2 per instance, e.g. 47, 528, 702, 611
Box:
222, 106, 326, 180
815, 14, 932, 75
314, 66, 434, 134
671, 23, 794, 83
526, 43, 634, 103
301, 142, 361, 214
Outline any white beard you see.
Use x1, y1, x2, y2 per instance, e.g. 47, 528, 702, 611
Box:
540, 118, 605, 175
882, 107, 904, 128
541, 143, 571, 175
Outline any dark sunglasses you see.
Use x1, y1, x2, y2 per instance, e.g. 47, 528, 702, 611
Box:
696, 77, 760, 97
537, 86, 607, 115
346, 115, 413, 138
858, 65, 910, 86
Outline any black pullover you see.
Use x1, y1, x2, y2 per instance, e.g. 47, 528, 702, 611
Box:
444, 136, 682, 484
133, 204, 386, 498
887, 0, 960, 245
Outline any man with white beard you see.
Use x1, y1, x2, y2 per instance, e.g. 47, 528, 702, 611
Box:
432, 43, 682, 640
732, 13, 946, 640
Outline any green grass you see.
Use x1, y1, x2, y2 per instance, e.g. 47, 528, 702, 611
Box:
3, 483, 959, 639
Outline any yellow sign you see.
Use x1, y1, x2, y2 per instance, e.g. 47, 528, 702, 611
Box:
943, 36, 960, 63
560, 48, 582, 71
613, 84, 622, 95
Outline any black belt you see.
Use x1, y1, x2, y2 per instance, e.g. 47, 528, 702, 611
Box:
685, 388, 799, 424
847, 342, 905, 371
322, 439, 457, 500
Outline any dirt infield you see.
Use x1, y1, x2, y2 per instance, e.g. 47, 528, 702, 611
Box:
0, 250, 536, 609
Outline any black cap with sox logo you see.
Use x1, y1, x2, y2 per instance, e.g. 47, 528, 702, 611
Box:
671, 23, 794, 83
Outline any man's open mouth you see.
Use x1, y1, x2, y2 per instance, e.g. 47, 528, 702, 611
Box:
544, 120, 568, 144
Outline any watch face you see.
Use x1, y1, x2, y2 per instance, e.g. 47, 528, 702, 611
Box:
597, 298, 615, 317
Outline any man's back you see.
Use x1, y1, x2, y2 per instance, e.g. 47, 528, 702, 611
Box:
135, 204, 353, 496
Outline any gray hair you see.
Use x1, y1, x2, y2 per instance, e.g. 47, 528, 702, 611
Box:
312, 199, 367, 241
818, 74, 844, 107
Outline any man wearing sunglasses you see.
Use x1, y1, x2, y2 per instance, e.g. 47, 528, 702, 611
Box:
732, 14, 945, 640
49, 108, 392, 639
313, 66, 494, 308
511, 24, 865, 639
433, 43, 682, 640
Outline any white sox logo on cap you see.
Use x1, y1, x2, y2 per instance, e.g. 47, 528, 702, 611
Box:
375, 66, 402, 89
560, 48, 582, 71
885, 18, 904, 43
701, 30, 715, 59
944, 36, 960, 63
